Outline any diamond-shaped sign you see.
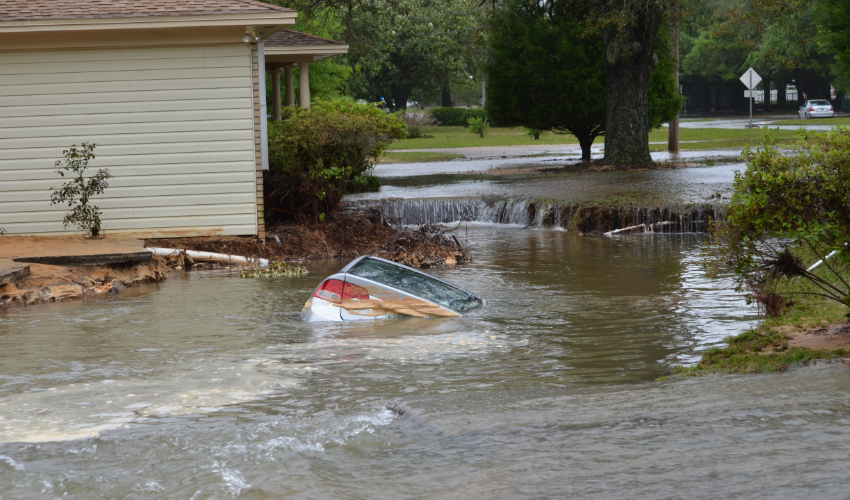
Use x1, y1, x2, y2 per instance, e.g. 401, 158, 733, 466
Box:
740, 67, 762, 89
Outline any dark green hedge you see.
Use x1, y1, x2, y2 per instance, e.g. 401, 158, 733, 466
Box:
428, 107, 491, 126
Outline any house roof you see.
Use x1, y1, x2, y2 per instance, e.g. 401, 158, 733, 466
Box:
0, 0, 293, 22
264, 28, 346, 48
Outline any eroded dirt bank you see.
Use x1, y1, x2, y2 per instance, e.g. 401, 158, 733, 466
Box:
1, 216, 469, 309
146, 215, 470, 269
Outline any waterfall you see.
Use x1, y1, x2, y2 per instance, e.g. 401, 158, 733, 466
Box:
345, 197, 723, 233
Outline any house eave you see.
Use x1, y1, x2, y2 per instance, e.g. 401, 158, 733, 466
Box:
0, 12, 297, 34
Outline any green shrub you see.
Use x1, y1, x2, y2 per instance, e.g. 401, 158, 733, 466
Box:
467, 116, 490, 138
429, 107, 468, 126
266, 98, 405, 221
707, 127, 850, 315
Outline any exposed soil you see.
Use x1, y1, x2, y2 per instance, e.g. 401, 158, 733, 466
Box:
0, 259, 169, 309
777, 323, 850, 351
145, 214, 471, 269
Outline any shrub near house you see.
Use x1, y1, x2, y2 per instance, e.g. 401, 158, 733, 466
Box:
266, 99, 406, 222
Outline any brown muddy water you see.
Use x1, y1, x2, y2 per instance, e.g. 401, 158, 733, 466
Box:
2, 228, 850, 499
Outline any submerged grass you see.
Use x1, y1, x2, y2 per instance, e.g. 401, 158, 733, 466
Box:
389, 126, 799, 151
771, 117, 850, 126
380, 151, 465, 163
667, 248, 850, 379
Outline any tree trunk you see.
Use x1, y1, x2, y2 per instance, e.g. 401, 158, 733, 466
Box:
441, 81, 452, 107
599, 14, 662, 166
391, 84, 414, 111
777, 78, 786, 110
578, 134, 597, 163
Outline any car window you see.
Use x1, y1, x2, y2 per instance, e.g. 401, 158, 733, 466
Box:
347, 258, 483, 313
811, 100, 831, 106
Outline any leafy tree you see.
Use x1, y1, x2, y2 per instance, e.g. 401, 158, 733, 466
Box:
816, 0, 850, 91
486, 0, 605, 162
344, 0, 487, 110
486, 0, 681, 162
49, 143, 111, 237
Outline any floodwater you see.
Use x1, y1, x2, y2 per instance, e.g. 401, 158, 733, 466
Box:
4, 228, 850, 498
352, 162, 745, 206
374, 149, 743, 178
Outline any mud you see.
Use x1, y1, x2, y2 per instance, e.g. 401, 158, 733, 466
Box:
780, 323, 850, 351
146, 215, 470, 268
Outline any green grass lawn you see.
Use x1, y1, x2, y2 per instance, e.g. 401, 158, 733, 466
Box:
771, 117, 850, 125
388, 126, 800, 154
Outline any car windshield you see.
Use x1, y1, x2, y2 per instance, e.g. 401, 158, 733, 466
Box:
811, 100, 831, 106
347, 258, 483, 313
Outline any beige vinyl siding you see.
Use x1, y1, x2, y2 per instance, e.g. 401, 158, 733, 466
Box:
0, 44, 258, 236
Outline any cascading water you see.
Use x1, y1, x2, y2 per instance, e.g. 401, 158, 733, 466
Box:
346, 197, 723, 233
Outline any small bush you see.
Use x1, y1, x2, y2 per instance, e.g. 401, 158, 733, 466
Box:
266, 98, 406, 221
49, 143, 112, 237
402, 112, 437, 138
525, 127, 544, 140
468, 117, 490, 138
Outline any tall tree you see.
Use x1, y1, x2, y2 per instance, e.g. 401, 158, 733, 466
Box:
816, 0, 850, 92
592, 0, 673, 165
486, 0, 681, 163
344, 0, 487, 110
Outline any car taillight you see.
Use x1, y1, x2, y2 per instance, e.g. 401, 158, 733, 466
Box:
315, 279, 343, 303
830, 107, 834, 111
342, 282, 369, 300
809, 107, 815, 111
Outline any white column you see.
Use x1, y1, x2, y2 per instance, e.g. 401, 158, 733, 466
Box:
258, 42, 268, 171
299, 62, 311, 108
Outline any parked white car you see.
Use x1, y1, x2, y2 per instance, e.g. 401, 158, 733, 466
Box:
798, 99, 835, 119
301, 255, 484, 322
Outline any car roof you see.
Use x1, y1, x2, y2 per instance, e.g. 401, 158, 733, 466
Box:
340, 255, 480, 298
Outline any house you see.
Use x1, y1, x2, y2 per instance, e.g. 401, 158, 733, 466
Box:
0, 0, 348, 238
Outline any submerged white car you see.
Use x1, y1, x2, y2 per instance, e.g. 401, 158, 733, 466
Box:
301, 255, 484, 322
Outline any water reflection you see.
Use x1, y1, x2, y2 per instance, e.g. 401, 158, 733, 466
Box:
4, 229, 842, 499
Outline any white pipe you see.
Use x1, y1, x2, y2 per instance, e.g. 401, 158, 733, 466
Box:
147, 247, 269, 268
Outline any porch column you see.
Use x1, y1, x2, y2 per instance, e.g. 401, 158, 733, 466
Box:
271, 68, 282, 120
284, 64, 295, 107
298, 61, 311, 108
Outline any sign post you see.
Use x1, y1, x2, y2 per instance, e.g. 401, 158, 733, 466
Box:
740, 67, 762, 128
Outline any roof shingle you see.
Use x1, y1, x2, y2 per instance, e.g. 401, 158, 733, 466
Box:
0, 0, 293, 22
264, 28, 346, 47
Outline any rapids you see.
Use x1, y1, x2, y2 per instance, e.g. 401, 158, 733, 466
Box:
2, 229, 849, 499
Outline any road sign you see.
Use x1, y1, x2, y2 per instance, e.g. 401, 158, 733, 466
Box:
741, 67, 762, 128
740, 67, 762, 89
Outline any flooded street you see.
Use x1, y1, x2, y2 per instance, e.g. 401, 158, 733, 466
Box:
352, 162, 744, 207
4, 228, 849, 498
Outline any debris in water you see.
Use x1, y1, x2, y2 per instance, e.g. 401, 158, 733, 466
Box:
241, 261, 308, 278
